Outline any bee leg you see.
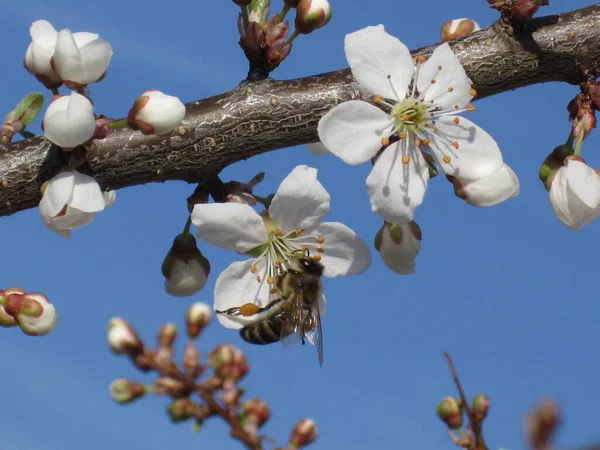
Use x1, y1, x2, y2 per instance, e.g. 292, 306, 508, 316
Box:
215, 297, 286, 317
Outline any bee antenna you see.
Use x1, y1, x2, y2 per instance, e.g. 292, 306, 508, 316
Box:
305, 248, 311, 257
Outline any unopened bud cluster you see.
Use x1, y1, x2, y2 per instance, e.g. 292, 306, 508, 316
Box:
0, 287, 59, 336
235, 0, 332, 73
436, 393, 490, 447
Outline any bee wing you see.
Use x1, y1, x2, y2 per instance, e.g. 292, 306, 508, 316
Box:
305, 298, 324, 368
280, 289, 304, 348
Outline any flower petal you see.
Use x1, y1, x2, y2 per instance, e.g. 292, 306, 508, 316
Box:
39, 170, 75, 217
50, 207, 95, 229
429, 116, 503, 180
566, 160, 600, 208
53, 29, 84, 82
213, 259, 273, 329
366, 140, 429, 225
344, 25, 414, 100
377, 222, 421, 274
269, 165, 330, 234
460, 163, 520, 207
165, 259, 208, 297
417, 43, 472, 110
312, 222, 371, 277
192, 203, 268, 252
68, 171, 105, 213
78, 39, 113, 84
306, 142, 330, 155
318, 100, 393, 165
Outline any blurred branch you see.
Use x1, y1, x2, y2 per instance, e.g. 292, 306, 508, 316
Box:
1, 3, 600, 216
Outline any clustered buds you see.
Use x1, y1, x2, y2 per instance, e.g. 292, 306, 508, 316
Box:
107, 306, 316, 449
0, 287, 59, 336
374, 221, 422, 274
440, 19, 481, 41
235, 0, 331, 75
162, 231, 211, 297
289, 418, 319, 448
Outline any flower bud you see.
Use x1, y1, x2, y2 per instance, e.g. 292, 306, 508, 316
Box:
127, 89, 186, 136
158, 323, 178, 349
472, 393, 490, 422
266, 39, 293, 70
295, 0, 332, 34
186, 302, 212, 338
440, 19, 480, 41
265, 16, 289, 46
4, 291, 59, 336
42, 93, 96, 149
0, 304, 17, 327
162, 232, 211, 297
167, 398, 196, 423
153, 377, 190, 397
525, 399, 560, 448
107, 318, 144, 355
0, 288, 21, 328
436, 397, 463, 429
374, 221, 421, 275
238, 18, 265, 57
208, 343, 249, 382
241, 398, 271, 430
447, 163, 520, 207
109, 378, 146, 404
289, 418, 318, 448
568, 93, 596, 141
183, 340, 202, 379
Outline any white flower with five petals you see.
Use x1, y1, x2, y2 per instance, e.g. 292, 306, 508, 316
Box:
318, 25, 512, 225
39, 170, 115, 239
191, 165, 371, 329
549, 157, 600, 229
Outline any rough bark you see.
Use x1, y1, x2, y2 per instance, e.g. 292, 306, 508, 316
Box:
1, 4, 599, 216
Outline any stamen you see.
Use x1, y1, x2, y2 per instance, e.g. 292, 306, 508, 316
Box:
313, 254, 322, 262
317, 247, 325, 253
448, 87, 454, 92
381, 137, 390, 146
301, 245, 308, 252
454, 105, 459, 110
399, 131, 407, 139
467, 104, 475, 112
437, 65, 442, 70
422, 138, 431, 145
250, 265, 258, 274
256, 275, 262, 282
275, 258, 283, 265
453, 117, 460, 124
274, 229, 282, 237
316, 236, 325, 244
443, 155, 451, 163
452, 141, 459, 149
296, 227, 304, 236
267, 276, 275, 284
431, 79, 436, 84
417, 55, 426, 63
270, 288, 279, 294
373, 94, 384, 103
401, 114, 409, 121
402, 155, 410, 164
469, 88, 477, 97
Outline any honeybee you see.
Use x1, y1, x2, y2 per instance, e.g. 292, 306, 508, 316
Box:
215, 253, 325, 367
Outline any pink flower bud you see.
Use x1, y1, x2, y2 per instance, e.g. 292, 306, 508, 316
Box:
289, 418, 318, 448
109, 378, 146, 404
127, 89, 186, 136
208, 343, 249, 382
437, 397, 463, 429
107, 318, 143, 355
158, 323, 178, 349
183, 340, 202, 379
167, 398, 197, 422
186, 302, 212, 339
241, 398, 271, 431
472, 393, 490, 422
4, 291, 59, 336
441, 19, 481, 41
295, 0, 332, 34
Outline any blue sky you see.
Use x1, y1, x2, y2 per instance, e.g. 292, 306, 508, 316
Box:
1, 1, 599, 449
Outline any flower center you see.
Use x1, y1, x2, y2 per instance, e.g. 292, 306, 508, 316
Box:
390, 97, 431, 136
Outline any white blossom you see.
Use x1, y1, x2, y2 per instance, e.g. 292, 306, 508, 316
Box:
451, 163, 520, 207
42, 92, 96, 149
128, 90, 186, 136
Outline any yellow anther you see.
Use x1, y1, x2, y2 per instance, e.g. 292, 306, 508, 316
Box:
443, 155, 451, 163
452, 141, 459, 149
256, 275, 262, 282
240, 303, 260, 316
399, 131, 407, 139
373, 94, 383, 103
274, 229, 282, 237
469, 88, 477, 97
250, 265, 258, 274
267, 276, 275, 284
431, 79, 437, 84
301, 245, 308, 252
453, 117, 460, 124
417, 55, 426, 63
296, 227, 304, 236
437, 65, 442, 70
317, 247, 325, 253
422, 138, 431, 145
270, 288, 279, 294
381, 137, 390, 146
402, 155, 410, 164
467, 104, 475, 112
313, 254, 322, 262
275, 258, 283, 265
448, 87, 454, 92
401, 113, 409, 121
316, 236, 325, 244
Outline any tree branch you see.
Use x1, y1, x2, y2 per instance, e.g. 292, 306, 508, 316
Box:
1, 4, 599, 216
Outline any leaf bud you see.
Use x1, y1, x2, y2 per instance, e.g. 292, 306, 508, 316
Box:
472, 393, 490, 422
109, 378, 146, 404
186, 302, 212, 338
440, 19, 480, 41
436, 396, 463, 429
289, 418, 318, 448
294, 0, 332, 34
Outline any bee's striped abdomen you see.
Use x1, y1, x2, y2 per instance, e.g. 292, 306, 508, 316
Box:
240, 308, 287, 345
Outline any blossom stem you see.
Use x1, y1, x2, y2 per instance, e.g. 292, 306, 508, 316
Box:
254, 194, 274, 209
284, 30, 300, 46
573, 128, 585, 156
279, 4, 291, 21
51, 88, 60, 97
242, 5, 250, 32
183, 215, 193, 234
108, 119, 129, 130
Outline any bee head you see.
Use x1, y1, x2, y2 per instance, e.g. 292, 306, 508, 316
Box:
290, 253, 324, 276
